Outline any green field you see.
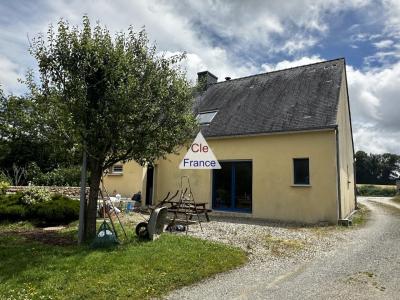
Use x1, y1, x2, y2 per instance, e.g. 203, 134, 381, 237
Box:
356, 184, 396, 189
356, 184, 398, 197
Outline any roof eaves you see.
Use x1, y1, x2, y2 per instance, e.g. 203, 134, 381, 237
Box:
204, 125, 338, 140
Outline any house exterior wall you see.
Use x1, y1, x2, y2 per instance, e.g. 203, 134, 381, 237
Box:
103, 161, 145, 198
154, 130, 339, 224
336, 71, 356, 218
102, 130, 340, 223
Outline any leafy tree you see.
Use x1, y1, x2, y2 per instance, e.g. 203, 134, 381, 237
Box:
0, 89, 80, 184
381, 153, 399, 182
0, 92, 38, 179
355, 151, 400, 185
27, 16, 197, 241
354, 151, 370, 183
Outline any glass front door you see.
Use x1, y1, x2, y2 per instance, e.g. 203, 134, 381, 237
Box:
213, 161, 252, 212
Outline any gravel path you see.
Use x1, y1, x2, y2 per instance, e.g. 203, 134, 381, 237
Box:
166, 197, 400, 300
365, 196, 400, 210
184, 215, 349, 264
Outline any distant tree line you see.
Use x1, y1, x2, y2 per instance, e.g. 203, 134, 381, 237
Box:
355, 151, 400, 185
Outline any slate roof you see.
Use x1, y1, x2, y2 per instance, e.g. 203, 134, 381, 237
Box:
196, 58, 346, 138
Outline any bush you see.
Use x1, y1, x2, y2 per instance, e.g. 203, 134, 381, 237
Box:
0, 193, 23, 205
29, 194, 80, 225
0, 193, 79, 225
0, 204, 28, 222
356, 185, 397, 197
0, 181, 10, 195
0, 172, 11, 184
0, 193, 28, 221
28, 164, 84, 186
20, 186, 52, 205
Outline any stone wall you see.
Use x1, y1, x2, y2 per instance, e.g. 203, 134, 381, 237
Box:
7, 186, 90, 198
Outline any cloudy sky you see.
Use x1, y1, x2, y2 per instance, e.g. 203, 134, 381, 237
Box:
0, 0, 399, 154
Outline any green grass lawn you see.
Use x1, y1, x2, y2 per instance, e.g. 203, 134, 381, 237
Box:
0, 222, 247, 300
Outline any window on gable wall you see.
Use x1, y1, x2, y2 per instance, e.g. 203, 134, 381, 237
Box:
293, 158, 310, 185
111, 164, 123, 174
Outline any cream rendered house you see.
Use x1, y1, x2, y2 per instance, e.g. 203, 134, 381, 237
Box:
104, 58, 356, 224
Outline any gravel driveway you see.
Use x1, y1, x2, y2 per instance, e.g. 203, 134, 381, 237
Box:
166, 197, 400, 299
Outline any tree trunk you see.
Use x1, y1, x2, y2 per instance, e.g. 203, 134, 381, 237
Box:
77, 150, 87, 244
84, 160, 103, 241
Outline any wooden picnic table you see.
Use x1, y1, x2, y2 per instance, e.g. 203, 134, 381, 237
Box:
166, 200, 211, 222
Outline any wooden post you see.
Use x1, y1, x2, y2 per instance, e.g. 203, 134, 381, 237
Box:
78, 150, 87, 244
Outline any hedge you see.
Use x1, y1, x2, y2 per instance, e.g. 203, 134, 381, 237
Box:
30, 194, 80, 225
0, 193, 79, 225
356, 185, 397, 197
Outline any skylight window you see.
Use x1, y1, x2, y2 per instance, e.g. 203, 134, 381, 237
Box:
197, 111, 218, 125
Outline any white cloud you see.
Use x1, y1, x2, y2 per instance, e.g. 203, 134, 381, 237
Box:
0, 55, 23, 94
0, 0, 263, 91
382, 0, 400, 37
280, 36, 318, 55
353, 123, 400, 153
373, 39, 394, 48
261, 55, 323, 72
350, 33, 369, 42
347, 63, 400, 129
0, 0, 375, 95
165, 50, 259, 84
147, 0, 378, 68
364, 50, 400, 67
346, 63, 400, 153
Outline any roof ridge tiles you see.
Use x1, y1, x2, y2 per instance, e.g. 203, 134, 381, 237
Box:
212, 57, 345, 85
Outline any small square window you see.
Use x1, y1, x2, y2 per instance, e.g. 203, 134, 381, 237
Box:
293, 158, 310, 185
112, 165, 123, 174
197, 111, 218, 125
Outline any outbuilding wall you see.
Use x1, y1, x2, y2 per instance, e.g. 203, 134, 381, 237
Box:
103, 161, 145, 198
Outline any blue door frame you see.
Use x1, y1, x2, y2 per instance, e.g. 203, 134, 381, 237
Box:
212, 161, 252, 213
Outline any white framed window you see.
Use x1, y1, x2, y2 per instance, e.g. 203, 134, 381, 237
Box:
197, 110, 218, 125
111, 164, 123, 174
